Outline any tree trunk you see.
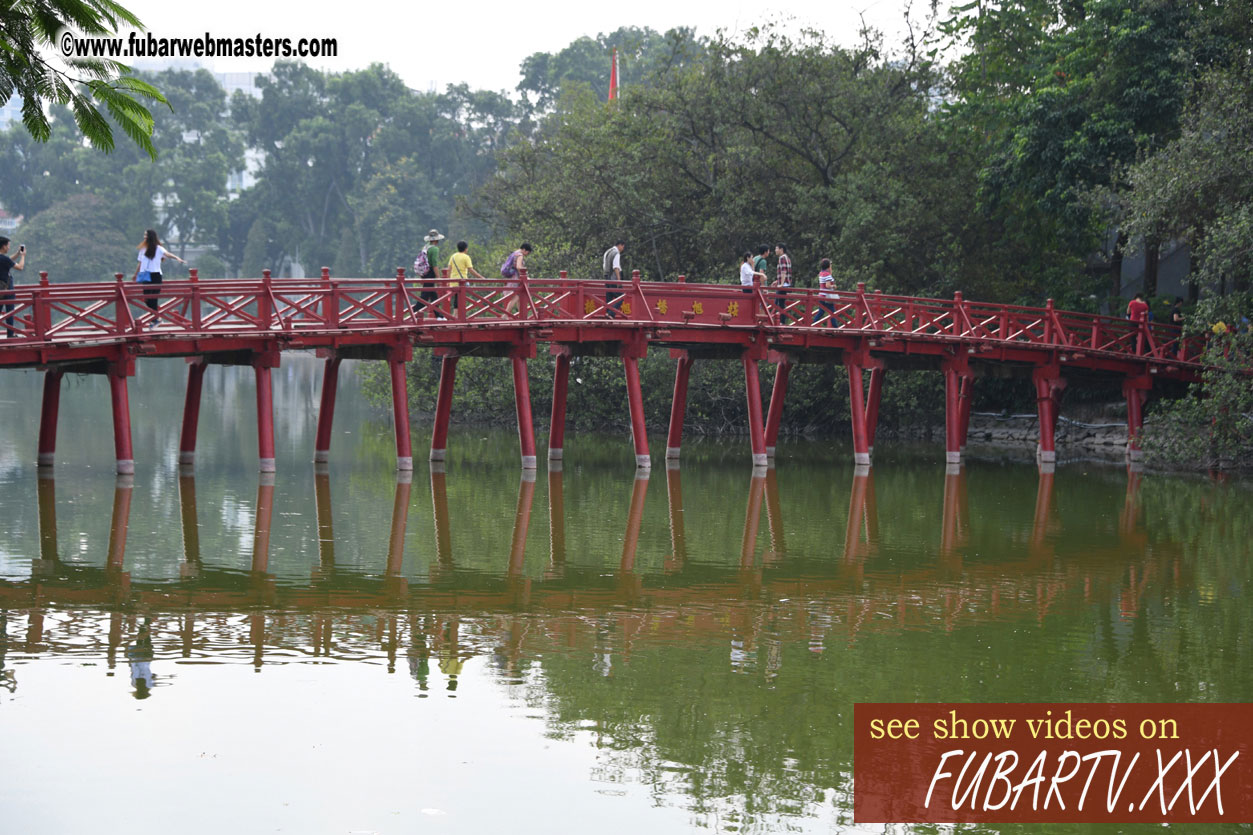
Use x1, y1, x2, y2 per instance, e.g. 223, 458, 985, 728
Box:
1110, 229, 1127, 299
1143, 237, 1160, 298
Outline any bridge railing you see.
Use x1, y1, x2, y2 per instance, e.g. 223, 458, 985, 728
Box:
1, 273, 1203, 365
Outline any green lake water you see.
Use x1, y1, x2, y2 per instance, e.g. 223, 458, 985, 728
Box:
0, 356, 1249, 834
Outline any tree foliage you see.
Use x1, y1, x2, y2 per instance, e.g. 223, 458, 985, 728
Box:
0, 0, 166, 157
15, 193, 133, 282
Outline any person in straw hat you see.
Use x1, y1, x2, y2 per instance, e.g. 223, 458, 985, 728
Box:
415, 229, 445, 317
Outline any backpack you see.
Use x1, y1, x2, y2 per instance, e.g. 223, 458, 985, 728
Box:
500, 251, 518, 278
413, 246, 430, 277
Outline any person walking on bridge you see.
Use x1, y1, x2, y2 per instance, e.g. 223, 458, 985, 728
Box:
0, 236, 25, 337
132, 229, 186, 327
446, 241, 484, 317
603, 239, 626, 318
772, 242, 792, 323
501, 243, 531, 316
415, 229, 444, 318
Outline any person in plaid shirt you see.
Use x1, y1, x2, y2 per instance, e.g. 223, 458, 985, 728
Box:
773, 242, 792, 323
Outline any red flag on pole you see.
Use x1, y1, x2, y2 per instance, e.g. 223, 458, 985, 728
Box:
608, 48, 618, 101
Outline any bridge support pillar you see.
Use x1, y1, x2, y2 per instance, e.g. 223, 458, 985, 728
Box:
430, 354, 458, 463
548, 348, 570, 461
1032, 364, 1066, 465
764, 358, 791, 458
846, 351, 885, 467
666, 352, 693, 460
943, 357, 974, 464
743, 356, 768, 467
252, 355, 278, 473
511, 354, 537, 470
866, 367, 885, 458
38, 369, 63, 467
179, 360, 206, 465
623, 354, 651, 468
389, 350, 413, 471
314, 357, 341, 464
108, 360, 135, 475
1123, 375, 1151, 462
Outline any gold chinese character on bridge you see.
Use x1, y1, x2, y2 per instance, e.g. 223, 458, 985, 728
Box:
584, 298, 596, 315
692, 302, 704, 315
727, 301, 740, 317
621, 301, 632, 316
657, 298, 668, 315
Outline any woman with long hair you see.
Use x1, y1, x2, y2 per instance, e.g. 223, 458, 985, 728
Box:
131, 229, 186, 326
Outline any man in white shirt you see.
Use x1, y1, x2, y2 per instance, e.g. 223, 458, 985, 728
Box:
602, 239, 626, 318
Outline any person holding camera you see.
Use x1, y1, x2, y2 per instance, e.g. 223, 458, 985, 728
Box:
0, 236, 25, 337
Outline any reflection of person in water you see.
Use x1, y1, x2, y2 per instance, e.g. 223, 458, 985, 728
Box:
126, 618, 155, 699
438, 619, 464, 693
407, 616, 431, 693
0, 610, 15, 694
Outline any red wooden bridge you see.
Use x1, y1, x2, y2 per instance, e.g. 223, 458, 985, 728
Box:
0, 268, 1202, 473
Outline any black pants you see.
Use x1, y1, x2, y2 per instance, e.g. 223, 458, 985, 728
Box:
605, 273, 622, 318
2, 288, 13, 336
143, 272, 163, 313
416, 270, 438, 313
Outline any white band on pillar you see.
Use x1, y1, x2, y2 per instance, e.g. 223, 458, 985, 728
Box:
636, 454, 652, 469
520, 455, 537, 470
665, 446, 681, 459
259, 458, 276, 473
548, 448, 563, 460
396, 456, 413, 471
946, 451, 962, 464
1037, 450, 1056, 463
429, 448, 446, 462
37, 452, 55, 467
854, 452, 871, 466
765, 446, 776, 457
178, 450, 195, 465
313, 449, 330, 463
116, 459, 135, 475
752, 453, 768, 467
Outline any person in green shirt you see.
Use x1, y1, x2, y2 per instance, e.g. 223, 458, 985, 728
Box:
418, 228, 444, 317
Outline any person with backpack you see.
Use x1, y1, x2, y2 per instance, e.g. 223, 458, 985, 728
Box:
446, 241, 484, 317
414, 229, 444, 318
602, 239, 626, 318
500, 243, 532, 316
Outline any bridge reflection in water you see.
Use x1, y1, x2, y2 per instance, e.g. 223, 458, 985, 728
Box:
3, 461, 1164, 678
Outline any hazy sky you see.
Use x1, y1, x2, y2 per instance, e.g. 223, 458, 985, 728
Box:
118, 0, 927, 94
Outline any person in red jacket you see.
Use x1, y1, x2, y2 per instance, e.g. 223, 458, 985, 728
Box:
1126, 292, 1149, 322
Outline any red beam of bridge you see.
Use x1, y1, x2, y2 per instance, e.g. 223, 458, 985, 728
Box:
1, 270, 1204, 472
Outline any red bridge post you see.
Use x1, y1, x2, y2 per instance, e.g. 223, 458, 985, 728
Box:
388, 344, 414, 471
314, 356, 341, 464
846, 359, 871, 467
108, 359, 135, 474
179, 359, 207, 465
764, 357, 791, 458
511, 346, 538, 470
942, 356, 974, 464
37, 369, 63, 467
252, 353, 278, 473
430, 352, 459, 463
1123, 375, 1151, 462
666, 351, 693, 460
865, 367, 885, 458
548, 347, 570, 461
743, 354, 768, 467
623, 340, 651, 469
1032, 364, 1065, 465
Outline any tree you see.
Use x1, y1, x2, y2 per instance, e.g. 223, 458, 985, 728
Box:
15, 194, 132, 283
0, 0, 166, 157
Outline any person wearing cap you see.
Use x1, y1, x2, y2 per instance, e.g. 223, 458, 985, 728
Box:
418, 229, 444, 317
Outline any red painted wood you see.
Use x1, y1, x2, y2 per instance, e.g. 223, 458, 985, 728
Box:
179, 361, 206, 465
254, 362, 276, 472
743, 356, 767, 467
512, 357, 537, 469
624, 355, 650, 467
666, 354, 693, 458
548, 353, 569, 458
431, 355, 458, 461
37, 369, 62, 467
314, 357, 341, 463
389, 355, 413, 470
764, 360, 791, 453
108, 365, 134, 474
